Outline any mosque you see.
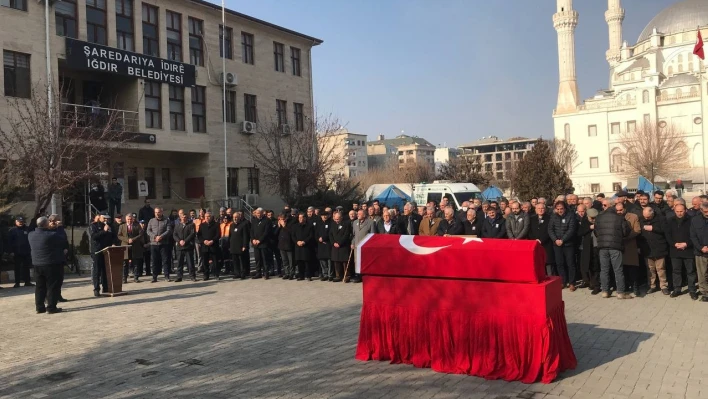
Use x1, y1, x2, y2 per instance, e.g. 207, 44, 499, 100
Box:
552, 0, 708, 195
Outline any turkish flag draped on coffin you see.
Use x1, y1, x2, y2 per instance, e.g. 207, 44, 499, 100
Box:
355, 234, 577, 384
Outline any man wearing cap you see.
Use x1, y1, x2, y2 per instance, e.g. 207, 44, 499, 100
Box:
8, 216, 34, 287
90, 212, 115, 296
28, 217, 66, 314
146, 207, 173, 282
316, 210, 333, 281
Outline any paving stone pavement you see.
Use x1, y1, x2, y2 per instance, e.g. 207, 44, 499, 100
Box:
1, 275, 708, 399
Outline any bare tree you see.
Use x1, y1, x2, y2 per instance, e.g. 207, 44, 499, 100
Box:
618, 121, 690, 184
436, 156, 490, 186
0, 84, 133, 219
549, 138, 579, 175
249, 114, 345, 204
355, 159, 434, 200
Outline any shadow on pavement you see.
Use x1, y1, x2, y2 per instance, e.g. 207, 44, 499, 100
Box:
64, 291, 217, 312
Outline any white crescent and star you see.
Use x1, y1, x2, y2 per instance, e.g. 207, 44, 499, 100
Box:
398, 236, 482, 255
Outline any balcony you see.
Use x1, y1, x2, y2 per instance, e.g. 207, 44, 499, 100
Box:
61, 103, 139, 133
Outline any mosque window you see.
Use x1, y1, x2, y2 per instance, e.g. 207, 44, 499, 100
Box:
678, 54, 683, 63
661, 90, 667, 100
676, 88, 683, 98
642, 90, 649, 104
690, 87, 698, 97
689, 61, 694, 71
564, 124, 570, 142
678, 64, 684, 73
668, 66, 673, 76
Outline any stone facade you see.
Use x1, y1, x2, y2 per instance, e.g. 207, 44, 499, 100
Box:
0, 0, 321, 217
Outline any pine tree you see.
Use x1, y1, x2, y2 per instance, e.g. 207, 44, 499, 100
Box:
511, 139, 573, 200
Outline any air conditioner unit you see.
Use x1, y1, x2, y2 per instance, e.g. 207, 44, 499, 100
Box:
241, 121, 256, 134
280, 124, 292, 136
220, 72, 237, 86
245, 193, 259, 206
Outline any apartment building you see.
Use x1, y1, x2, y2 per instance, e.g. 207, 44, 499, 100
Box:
458, 136, 535, 181
366, 134, 435, 170
318, 128, 368, 181
0, 0, 321, 221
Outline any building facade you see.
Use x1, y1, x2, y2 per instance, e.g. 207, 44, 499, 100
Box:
367, 134, 435, 170
458, 136, 536, 181
553, 0, 708, 195
433, 147, 460, 173
318, 128, 368, 181
0, 0, 321, 220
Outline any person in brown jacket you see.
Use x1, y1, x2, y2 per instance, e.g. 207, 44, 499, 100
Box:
419, 206, 442, 236
618, 202, 642, 296
117, 214, 144, 283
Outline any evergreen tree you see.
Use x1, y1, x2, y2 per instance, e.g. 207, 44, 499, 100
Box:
511, 139, 573, 200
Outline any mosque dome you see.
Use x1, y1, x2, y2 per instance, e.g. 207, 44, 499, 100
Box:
637, 0, 708, 43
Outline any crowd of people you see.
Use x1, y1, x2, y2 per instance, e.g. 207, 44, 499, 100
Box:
10, 187, 708, 314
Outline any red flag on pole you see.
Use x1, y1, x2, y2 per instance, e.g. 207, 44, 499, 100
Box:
694, 29, 705, 60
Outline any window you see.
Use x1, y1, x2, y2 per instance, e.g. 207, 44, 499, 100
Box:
165, 10, 182, 62
161, 168, 171, 199
591, 184, 600, 193
588, 125, 597, 137
244, 93, 257, 123
676, 88, 683, 98
644, 114, 651, 125
273, 42, 285, 72
220, 25, 232, 59
144, 81, 161, 129
223, 90, 236, 123
291, 46, 301, 76
247, 167, 259, 194
241, 32, 254, 64
86, 0, 107, 45
127, 167, 138, 199
276, 99, 287, 125
668, 66, 674, 75
142, 3, 159, 57
563, 123, 570, 142
294, 102, 304, 131
589, 157, 599, 169
56, 0, 77, 37
627, 120, 636, 132
116, 0, 134, 51
612, 182, 622, 192
191, 86, 206, 133
144, 167, 156, 199
227, 168, 239, 197
188, 17, 204, 66
611, 152, 623, 172
611, 122, 620, 134
169, 85, 184, 131
1, 0, 26, 11
3, 51, 30, 98
642, 90, 649, 104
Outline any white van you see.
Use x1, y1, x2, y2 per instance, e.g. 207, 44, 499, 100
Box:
413, 181, 482, 210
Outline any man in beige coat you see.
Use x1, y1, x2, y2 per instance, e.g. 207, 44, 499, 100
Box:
419, 207, 442, 236
619, 202, 642, 296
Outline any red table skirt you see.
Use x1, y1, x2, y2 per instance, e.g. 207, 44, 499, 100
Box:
355, 277, 577, 383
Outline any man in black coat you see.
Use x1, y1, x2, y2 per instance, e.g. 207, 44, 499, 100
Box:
292, 213, 314, 281
277, 214, 295, 280
196, 211, 220, 281
397, 202, 422, 235
28, 217, 67, 314
173, 210, 196, 282
329, 211, 352, 282
250, 208, 272, 279
529, 203, 554, 276
549, 201, 578, 290
437, 207, 464, 236
577, 208, 599, 294
230, 212, 251, 280
137, 199, 154, 225
316, 211, 333, 281
595, 203, 631, 299
665, 204, 697, 299
375, 211, 399, 234
481, 208, 506, 239
8, 216, 34, 287
90, 213, 115, 297
690, 202, 708, 302
462, 209, 482, 236
640, 207, 669, 295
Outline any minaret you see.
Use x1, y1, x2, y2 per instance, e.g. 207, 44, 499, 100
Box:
553, 0, 580, 113
605, 0, 624, 65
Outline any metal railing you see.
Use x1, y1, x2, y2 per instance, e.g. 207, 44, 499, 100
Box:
60, 103, 139, 133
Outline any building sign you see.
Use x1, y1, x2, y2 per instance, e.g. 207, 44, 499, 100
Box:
65, 38, 196, 87
138, 180, 149, 197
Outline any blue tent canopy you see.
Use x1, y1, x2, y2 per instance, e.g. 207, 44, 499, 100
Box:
373, 185, 411, 209
482, 185, 503, 201
636, 175, 656, 193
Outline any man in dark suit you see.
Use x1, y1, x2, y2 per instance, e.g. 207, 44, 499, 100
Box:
397, 202, 422, 235
329, 211, 352, 282
437, 207, 463, 236
28, 217, 66, 314
196, 211, 220, 281
230, 211, 251, 280
250, 208, 272, 279
173, 210, 196, 282
117, 213, 144, 283
316, 211, 333, 281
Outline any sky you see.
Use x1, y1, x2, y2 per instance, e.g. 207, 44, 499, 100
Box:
228, 0, 677, 147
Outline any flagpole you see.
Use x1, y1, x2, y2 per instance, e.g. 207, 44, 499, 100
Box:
698, 26, 707, 193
